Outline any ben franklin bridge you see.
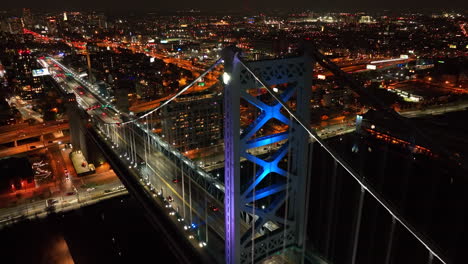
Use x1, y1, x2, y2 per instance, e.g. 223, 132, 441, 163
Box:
41, 44, 451, 264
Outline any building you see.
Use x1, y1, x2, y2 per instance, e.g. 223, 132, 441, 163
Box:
113, 78, 134, 113
10, 52, 45, 99
160, 91, 223, 152
6, 17, 22, 34
22, 8, 33, 28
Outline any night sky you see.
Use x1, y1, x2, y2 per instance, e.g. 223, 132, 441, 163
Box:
3, 0, 468, 13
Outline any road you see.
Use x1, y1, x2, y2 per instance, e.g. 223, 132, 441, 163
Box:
118, 124, 229, 239
0, 121, 68, 145
319, 58, 415, 77
41, 57, 122, 124
0, 135, 70, 158
0, 185, 127, 228
7, 96, 44, 123
400, 101, 468, 118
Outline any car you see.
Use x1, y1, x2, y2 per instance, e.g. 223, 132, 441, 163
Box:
104, 189, 111, 193
30, 146, 36, 149
166, 196, 174, 202
86, 187, 96, 192
172, 178, 180, 183
209, 204, 219, 212
46, 199, 59, 207
66, 192, 75, 196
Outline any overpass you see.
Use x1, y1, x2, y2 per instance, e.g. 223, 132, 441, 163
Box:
39, 45, 451, 264
0, 121, 70, 158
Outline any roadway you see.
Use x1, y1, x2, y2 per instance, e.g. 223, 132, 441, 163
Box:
319, 58, 415, 77
400, 100, 468, 118
41, 58, 121, 124
0, 185, 127, 229
0, 121, 69, 145
0, 135, 69, 158
6, 96, 44, 123
120, 124, 229, 239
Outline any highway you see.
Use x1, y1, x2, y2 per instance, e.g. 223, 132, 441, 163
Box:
0, 121, 68, 145
319, 58, 415, 77
7, 96, 44, 123
41, 58, 122, 124
0, 135, 70, 158
400, 100, 468, 118
0, 181, 126, 229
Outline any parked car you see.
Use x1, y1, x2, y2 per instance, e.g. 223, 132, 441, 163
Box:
46, 199, 58, 207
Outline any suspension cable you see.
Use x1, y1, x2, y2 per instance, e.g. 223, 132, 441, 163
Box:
102, 58, 223, 125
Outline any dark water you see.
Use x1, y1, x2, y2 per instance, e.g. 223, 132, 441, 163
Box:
0, 195, 182, 264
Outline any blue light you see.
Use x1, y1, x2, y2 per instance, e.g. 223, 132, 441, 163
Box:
191, 223, 197, 228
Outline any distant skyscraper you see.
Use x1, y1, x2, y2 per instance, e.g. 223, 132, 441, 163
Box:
63, 12, 68, 21
46, 19, 58, 35
22, 8, 32, 28
7, 17, 22, 34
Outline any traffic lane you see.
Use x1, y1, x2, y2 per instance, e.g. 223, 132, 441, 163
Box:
126, 127, 227, 238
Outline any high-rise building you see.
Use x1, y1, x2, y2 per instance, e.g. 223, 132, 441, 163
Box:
11, 52, 44, 99
6, 17, 22, 34
160, 91, 223, 151
22, 8, 32, 28
46, 18, 58, 35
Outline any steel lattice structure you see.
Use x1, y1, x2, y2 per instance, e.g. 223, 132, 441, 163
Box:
223, 47, 313, 264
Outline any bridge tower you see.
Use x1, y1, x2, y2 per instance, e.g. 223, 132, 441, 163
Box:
223, 47, 313, 264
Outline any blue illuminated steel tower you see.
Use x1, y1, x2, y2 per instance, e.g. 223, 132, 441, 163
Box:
223, 47, 313, 264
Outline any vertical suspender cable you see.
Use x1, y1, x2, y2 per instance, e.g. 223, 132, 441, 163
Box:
301, 143, 314, 264
283, 114, 293, 254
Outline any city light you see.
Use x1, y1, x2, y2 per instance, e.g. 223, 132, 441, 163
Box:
2, 9, 462, 264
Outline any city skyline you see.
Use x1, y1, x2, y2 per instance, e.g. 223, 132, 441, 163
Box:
1, 3, 468, 14
0, 6, 466, 264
